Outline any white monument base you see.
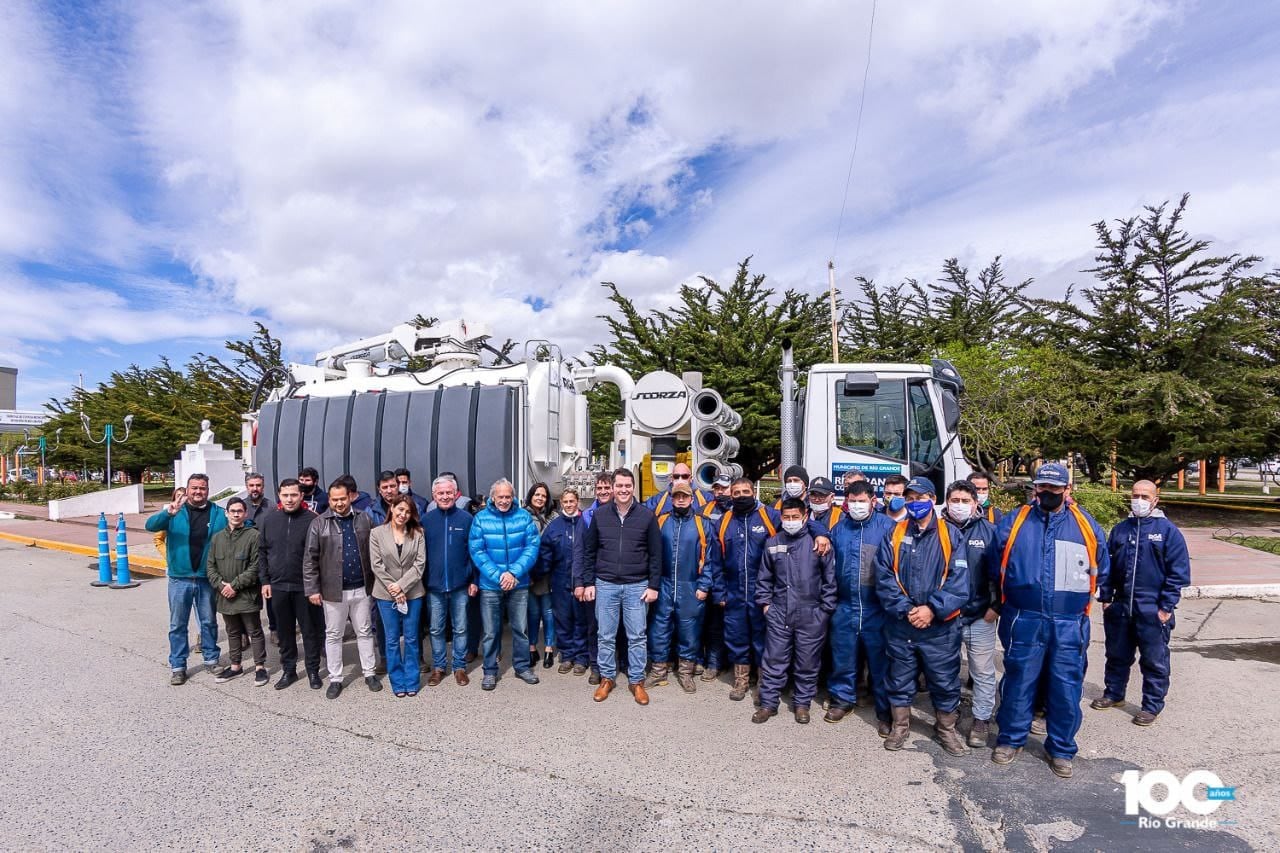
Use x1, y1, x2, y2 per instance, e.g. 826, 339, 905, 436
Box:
49, 484, 145, 520
174, 442, 244, 498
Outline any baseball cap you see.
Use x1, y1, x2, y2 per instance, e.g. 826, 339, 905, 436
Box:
670, 481, 693, 496
808, 476, 835, 496
713, 474, 733, 488
905, 476, 937, 497
1032, 463, 1070, 487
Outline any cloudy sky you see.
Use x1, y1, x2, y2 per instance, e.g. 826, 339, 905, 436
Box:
2, 1, 1277, 410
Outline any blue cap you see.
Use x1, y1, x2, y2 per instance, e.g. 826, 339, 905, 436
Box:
905, 476, 936, 496
1032, 463, 1070, 487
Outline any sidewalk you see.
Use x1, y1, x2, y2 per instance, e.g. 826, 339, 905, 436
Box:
0, 500, 169, 576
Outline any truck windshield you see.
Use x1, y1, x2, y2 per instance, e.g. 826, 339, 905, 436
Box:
835, 378, 905, 461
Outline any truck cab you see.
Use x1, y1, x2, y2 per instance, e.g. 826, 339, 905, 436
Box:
782, 345, 969, 497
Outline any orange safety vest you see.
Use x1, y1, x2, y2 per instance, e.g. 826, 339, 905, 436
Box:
998, 504, 1099, 613
657, 512, 709, 574
888, 516, 959, 621
718, 506, 777, 554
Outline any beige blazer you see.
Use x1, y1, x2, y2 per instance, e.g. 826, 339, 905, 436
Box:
368, 524, 426, 600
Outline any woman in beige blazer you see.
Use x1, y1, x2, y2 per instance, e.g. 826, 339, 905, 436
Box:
370, 494, 427, 696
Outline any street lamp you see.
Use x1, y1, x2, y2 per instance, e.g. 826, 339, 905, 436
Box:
82, 414, 134, 489
23, 428, 62, 486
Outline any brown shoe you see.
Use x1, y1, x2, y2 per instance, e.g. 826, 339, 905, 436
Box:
876, 718, 892, 738
1049, 757, 1073, 778
794, 706, 810, 724
630, 682, 650, 705
968, 718, 990, 748
426, 669, 445, 687
1133, 709, 1158, 726
1091, 696, 1123, 710
751, 707, 777, 724
824, 703, 853, 723
454, 669, 469, 687
557, 661, 573, 674
593, 678, 615, 702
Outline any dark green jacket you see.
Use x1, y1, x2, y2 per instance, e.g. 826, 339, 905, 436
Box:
207, 524, 262, 615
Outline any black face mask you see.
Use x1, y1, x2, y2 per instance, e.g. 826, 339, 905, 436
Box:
715, 495, 732, 510
731, 496, 756, 515
672, 505, 691, 518
1037, 490, 1064, 511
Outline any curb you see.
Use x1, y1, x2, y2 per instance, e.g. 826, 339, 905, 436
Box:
0, 531, 167, 577
1181, 584, 1280, 600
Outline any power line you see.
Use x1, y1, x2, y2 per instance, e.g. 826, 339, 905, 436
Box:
831, 0, 878, 266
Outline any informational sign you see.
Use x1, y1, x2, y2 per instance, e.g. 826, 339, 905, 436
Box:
832, 461, 903, 496
0, 410, 47, 426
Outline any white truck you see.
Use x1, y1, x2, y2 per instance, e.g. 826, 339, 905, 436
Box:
779, 340, 971, 497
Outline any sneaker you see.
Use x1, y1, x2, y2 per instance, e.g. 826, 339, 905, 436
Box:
254, 669, 269, 687
481, 674, 497, 691
516, 670, 540, 685
170, 669, 187, 686
1133, 710, 1158, 726
1091, 696, 1123, 710
274, 671, 298, 690
325, 682, 343, 700
214, 667, 243, 683
365, 675, 383, 693
1049, 757, 1073, 779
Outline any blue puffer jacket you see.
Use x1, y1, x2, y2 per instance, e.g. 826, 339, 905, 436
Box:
1099, 510, 1190, 615
145, 504, 228, 579
468, 500, 540, 591
875, 515, 969, 635
989, 504, 1110, 617
656, 510, 724, 602
539, 511, 585, 590
829, 511, 896, 623
423, 505, 475, 592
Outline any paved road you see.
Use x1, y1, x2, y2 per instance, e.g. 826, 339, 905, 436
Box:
0, 542, 1275, 851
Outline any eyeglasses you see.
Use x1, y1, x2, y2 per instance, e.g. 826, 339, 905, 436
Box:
671, 474, 691, 480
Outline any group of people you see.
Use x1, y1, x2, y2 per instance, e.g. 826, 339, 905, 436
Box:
151, 459, 1190, 779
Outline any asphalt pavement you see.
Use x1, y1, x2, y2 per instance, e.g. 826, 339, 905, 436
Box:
0, 542, 1276, 851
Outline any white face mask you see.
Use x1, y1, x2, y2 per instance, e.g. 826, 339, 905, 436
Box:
781, 519, 805, 535
809, 499, 830, 514
784, 482, 805, 498
947, 502, 973, 522
1131, 498, 1153, 518
398, 484, 411, 495
846, 500, 872, 521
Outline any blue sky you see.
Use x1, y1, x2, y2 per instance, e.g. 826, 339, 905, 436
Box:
2, 0, 1278, 411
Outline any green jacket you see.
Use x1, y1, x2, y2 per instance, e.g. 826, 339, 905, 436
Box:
206, 524, 262, 615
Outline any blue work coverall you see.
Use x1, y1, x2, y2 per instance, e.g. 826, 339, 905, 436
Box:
649, 510, 723, 664
827, 511, 896, 719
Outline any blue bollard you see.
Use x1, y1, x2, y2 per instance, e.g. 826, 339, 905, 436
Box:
111, 512, 140, 589
90, 512, 112, 587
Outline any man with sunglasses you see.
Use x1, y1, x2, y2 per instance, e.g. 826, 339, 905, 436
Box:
645, 462, 711, 516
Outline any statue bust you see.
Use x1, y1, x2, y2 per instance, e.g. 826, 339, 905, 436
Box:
198, 419, 215, 445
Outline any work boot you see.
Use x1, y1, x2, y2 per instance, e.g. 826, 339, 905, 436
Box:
934, 710, 968, 756
883, 706, 912, 751
1030, 712, 1047, 735
752, 707, 777, 724
823, 702, 853, 723
593, 678, 615, 702
1049, 757, 1073, 779
558, 660, 574, 674
876, 718, 892, 738
729, 664, 751, 701
991, 745, 1022, 766
572, 664, 587, 676
1091, 696, 1123, 710
700, 665, 720, 683
1133, 710, 1158, 726
794, 706, 811, 724
968, 718, 990, 749
676, 659, 697, 694
645, 662, 669, 688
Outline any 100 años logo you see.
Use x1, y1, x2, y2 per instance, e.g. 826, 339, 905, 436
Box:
1122, 769, 1236, 829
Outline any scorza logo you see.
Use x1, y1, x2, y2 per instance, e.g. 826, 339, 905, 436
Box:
633, 390, 688, 400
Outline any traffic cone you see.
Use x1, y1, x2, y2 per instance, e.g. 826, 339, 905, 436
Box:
110, 513, 139, 589
91, 512, 112, 587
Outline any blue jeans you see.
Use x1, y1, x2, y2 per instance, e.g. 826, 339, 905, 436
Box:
428, 588, 471, 670
595, 580, 648, 683
168, 577, 219, 670
480, 588, 531, 677
377, 598, 423, 694
527, 590, 556, 649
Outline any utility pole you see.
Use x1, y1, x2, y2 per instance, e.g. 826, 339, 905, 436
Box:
828, 261, 840, 363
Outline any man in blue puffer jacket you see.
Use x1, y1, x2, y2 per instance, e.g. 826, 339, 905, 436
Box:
988, 463, 1110, 779
825, 480, 896, 733
468, 478, 541, 691
647, 481, 723, 693
1092, 480, 1190, 727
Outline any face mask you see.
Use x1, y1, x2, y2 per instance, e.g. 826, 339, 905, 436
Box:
884, 495, 906, 513
947, 502, 973, 522
1037, 490, 1064, 511
672, 505, 691, 518
731, 496, 756, 515
1131, 498, 1153, 518
977, 493, 990, 507
809, 499, 830, 514
784, 482, 804, 498
398, 484, 411, 495
905, 499, 934, 520
781, 519, 805, 535
846, 501, 872, 521
715, 495, 732, 511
